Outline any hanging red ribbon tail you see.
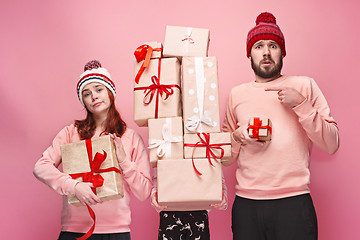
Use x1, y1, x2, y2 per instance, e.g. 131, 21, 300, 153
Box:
76, 204, 96, 240
192, 157, 202, 176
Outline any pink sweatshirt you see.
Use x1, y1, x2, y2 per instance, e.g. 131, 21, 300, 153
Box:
222, 75, 339, 200
33, 124, 153, 233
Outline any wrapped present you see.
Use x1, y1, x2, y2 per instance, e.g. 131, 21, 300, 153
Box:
182, 56, 220, 133
61, 135, 124, 205
134, 42, 163, 84
184, 132, 231, 167
248, 117, 272, 141
148, 117, 184, 168
163, 25, 210, 59
157, 159, 222, 211
134, 58, 181, 127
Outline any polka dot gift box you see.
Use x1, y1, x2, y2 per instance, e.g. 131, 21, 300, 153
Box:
181, 56, 221, 134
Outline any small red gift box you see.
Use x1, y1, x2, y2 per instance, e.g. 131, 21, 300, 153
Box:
248, 117, 272, 141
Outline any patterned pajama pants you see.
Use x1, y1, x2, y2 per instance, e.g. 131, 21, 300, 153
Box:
158, 210, 210, 240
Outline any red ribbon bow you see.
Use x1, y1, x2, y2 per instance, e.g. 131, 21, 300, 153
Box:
69, 138, 121, 240
247, 117, 272, 140
134, 58, 180, 118
134, 44, 163, 84
184, 133, 231, 176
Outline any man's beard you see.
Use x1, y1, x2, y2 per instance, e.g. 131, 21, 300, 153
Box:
251, 56, 283, 79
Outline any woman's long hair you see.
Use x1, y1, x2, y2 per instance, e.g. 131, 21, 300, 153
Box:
74, 88, 127, 140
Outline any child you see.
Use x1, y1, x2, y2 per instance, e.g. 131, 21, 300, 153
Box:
33, 60, 153, 240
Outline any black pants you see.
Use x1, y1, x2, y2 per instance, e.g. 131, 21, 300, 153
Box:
58, 231, 131, 240
158, 210, 210, 240
232, 194, 318, 240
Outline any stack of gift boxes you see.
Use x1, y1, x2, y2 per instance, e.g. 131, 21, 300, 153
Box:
133, 26, 232, 211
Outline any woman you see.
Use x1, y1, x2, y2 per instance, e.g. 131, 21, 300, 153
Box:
33, 60, 153, 240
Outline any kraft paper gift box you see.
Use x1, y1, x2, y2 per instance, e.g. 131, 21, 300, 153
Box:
182, 56, 220, 133
134, 58, 181, 127
61, 135, 124, 205
148, 117, 184, 168
163, 25, 210, 59
184, 132, 231, 161
157, 159, 222, 211
248, 117, 272, 141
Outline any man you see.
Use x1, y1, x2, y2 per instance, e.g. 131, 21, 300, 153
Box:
222, 12, 339, 240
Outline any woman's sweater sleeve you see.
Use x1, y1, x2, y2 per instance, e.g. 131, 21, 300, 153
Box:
292, 78, 340, 154
33, 126, 78, 196
118, 130, 153, 201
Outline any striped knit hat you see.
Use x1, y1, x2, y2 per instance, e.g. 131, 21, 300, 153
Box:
77, 60, 116, 106
246, 12, 286, 57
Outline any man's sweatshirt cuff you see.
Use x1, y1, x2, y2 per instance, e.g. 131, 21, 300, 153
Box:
292, 98, 314, 118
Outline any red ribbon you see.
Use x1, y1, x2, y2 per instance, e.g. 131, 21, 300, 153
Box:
134, 58, 180, 118
69, 138, 121, 240
134, 44, 163, 84
247, 117, 272, 140
184, 133, 231, 176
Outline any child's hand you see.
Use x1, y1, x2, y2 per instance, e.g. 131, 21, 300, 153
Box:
210, 192, 227, 210
74, 182, 102, 206
151, 192, 167, 212
110, 133, 127, 163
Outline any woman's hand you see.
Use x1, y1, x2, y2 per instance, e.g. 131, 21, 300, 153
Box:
151, 192, 167, 212
74, 182, 102, 206
210, 192, 227, 210
110, 134, 127, 163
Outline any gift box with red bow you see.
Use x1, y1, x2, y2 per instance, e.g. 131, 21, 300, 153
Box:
61, 135, 124, 205
184, 132, 231, 162
133, 58, 181, 127
248, 117, 272, 141
163, 25, 210, 59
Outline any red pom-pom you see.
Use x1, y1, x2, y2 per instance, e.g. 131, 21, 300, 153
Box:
256, 12, 276, 25
84, 60, 102, 71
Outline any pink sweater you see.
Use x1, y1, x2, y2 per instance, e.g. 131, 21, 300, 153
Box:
33, 124, 153, 233
222, 75, 339, 200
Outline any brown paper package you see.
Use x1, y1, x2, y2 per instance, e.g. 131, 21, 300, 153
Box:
148, 117, 184, 168
163, 25, 210, 59
134, 58, 181, 127
61, 135, 124, 205
157, 159, 222, 211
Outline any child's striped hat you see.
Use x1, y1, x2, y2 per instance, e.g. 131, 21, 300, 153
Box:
77, 60, 116, 106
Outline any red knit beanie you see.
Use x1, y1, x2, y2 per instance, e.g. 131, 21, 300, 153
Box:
246, 12, 286, 57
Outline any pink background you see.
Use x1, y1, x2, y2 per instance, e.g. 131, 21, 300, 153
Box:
1, 0, 359, 239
